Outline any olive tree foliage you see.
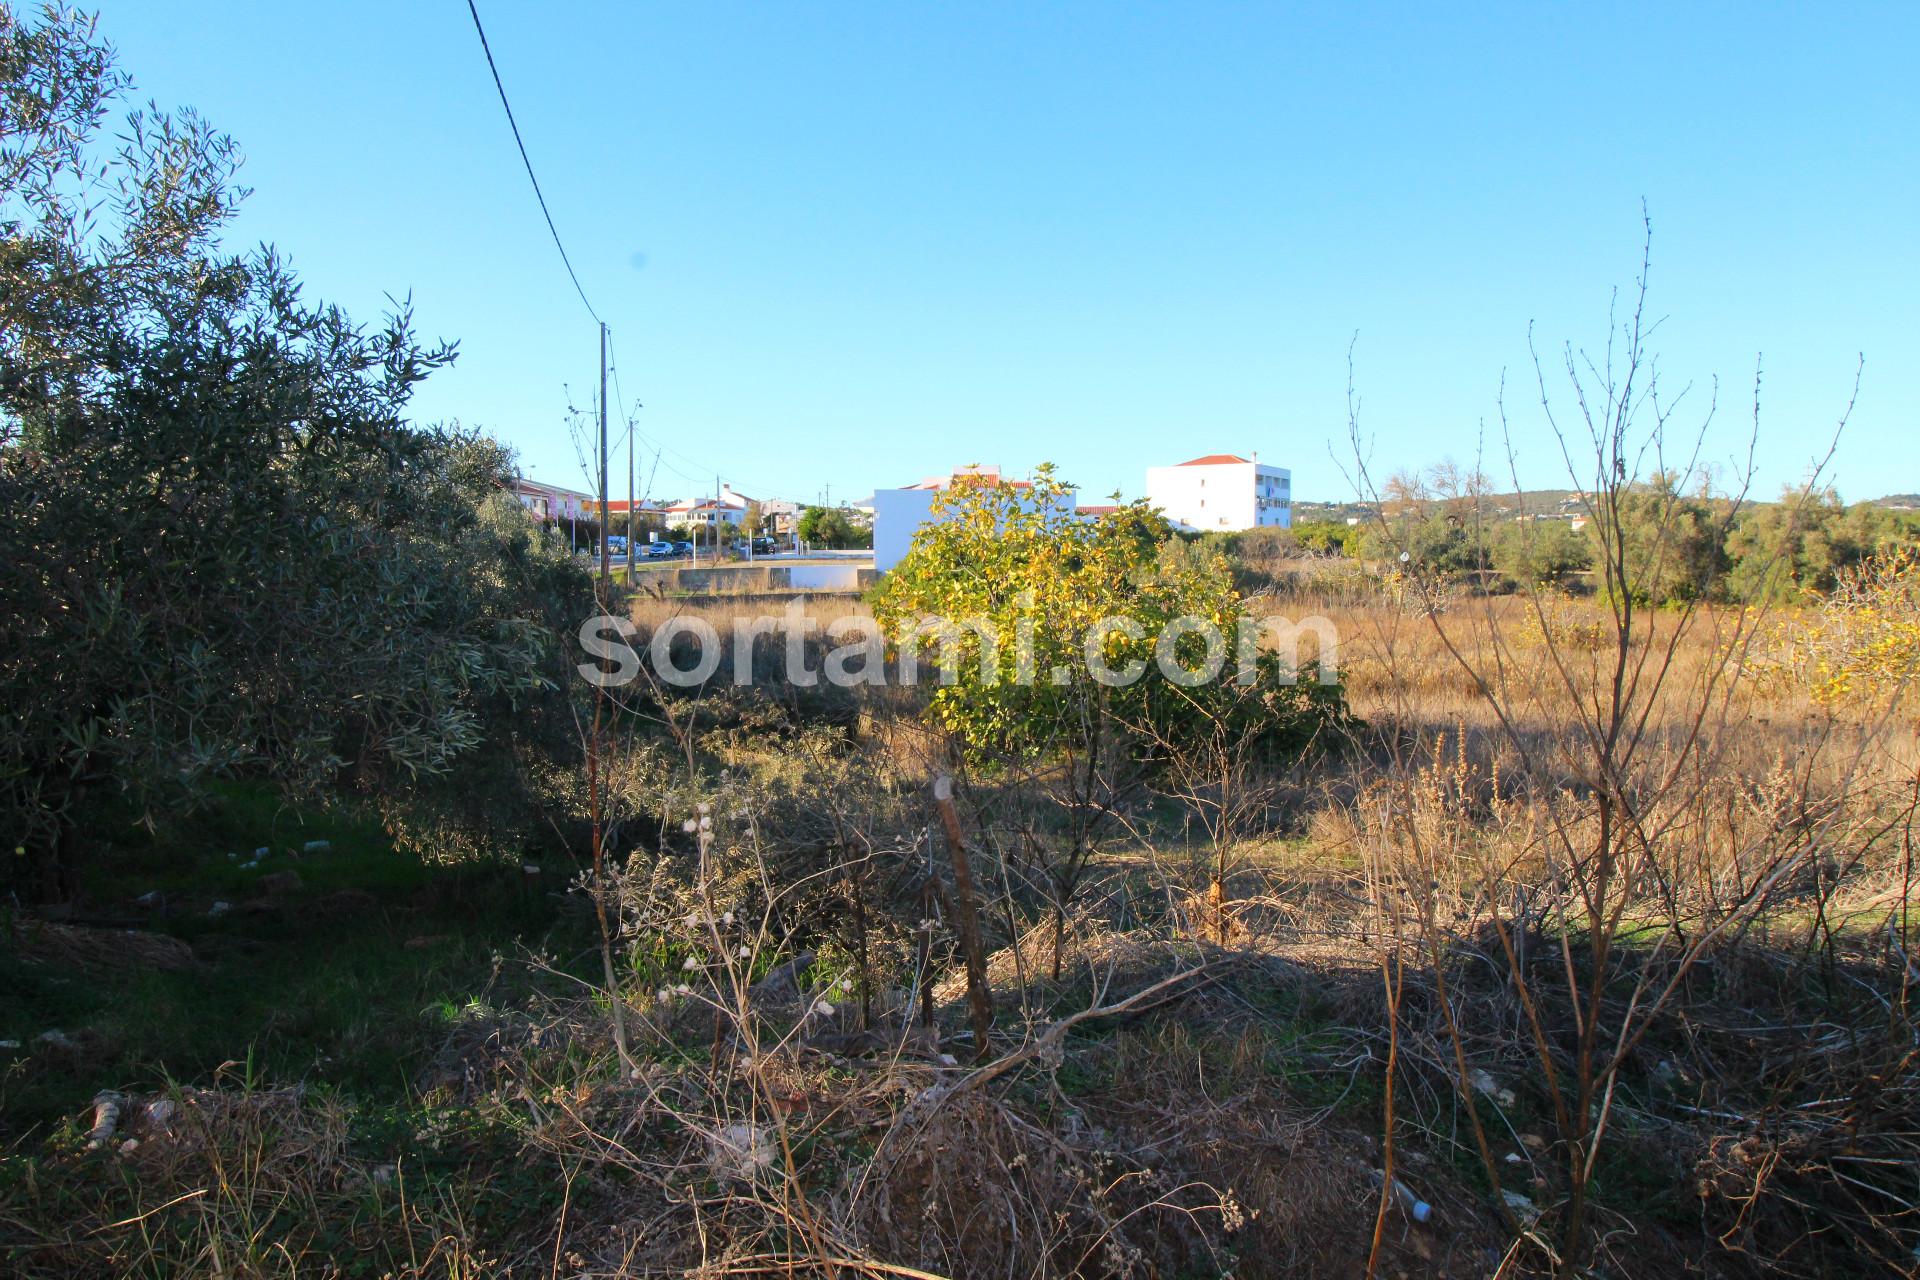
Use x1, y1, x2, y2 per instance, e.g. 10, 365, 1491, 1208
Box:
0, 5, 584, 895
1723, 485, 1912, 604
1490, 517, 1593, 588
1586, 470, 1731, 607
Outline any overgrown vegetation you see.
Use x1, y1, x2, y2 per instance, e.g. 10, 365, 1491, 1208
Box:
0, 5, 585, 900
3, 8, 1915, 1279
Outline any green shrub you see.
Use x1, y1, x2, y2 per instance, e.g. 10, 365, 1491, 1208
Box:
0, 7, 585, 896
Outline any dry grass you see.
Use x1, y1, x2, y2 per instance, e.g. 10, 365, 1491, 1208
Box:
5, 918, 200, 973
0, 1078, 516, 1277
8, 573, 1915, 1278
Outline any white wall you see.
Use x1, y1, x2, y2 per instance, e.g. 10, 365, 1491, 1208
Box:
1254, 463, 1293, 529
872, 488, 942, 572
786, 564, 865, 590
1144, 461, 1291, 531
872, 485, 1079, 573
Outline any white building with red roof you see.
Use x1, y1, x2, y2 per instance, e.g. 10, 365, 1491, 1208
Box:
653, 483, 760, 535
1144, 453, 1291, 532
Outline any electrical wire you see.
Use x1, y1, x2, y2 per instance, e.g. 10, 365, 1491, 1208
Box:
464, 0, 602, 326
466, 6, 829, 513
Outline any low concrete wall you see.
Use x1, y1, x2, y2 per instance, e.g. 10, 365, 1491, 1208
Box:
633, 562, 877, 595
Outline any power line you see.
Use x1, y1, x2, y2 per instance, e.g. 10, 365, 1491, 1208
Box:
464, 6, 829, 516
464, 0, 602, 325
608, 347, 638, 457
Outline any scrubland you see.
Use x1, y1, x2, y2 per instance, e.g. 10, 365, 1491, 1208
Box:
7, 563, 1915, 1280
7, 7, 1916, 1273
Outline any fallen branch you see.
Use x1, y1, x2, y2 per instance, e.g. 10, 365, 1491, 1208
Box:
948, 961, 1219, 1100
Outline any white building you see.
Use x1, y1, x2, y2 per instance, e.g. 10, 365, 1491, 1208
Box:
661, 483, 762, 535
871, 465, 1071, 572
664, 498, 745, 532
1144, 453, 1290, 532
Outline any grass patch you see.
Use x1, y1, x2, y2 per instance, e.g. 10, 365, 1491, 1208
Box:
1, 786, 593, 1143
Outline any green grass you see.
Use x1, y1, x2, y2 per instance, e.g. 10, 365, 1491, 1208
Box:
0, 785, 594, 1142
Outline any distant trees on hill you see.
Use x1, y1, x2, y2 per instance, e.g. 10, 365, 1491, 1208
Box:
1271, 468, 1917, 605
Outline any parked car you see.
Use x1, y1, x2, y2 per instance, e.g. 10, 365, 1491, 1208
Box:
752, 537, 777, 555
671, 540, 693, 555
641, 541, 674, 559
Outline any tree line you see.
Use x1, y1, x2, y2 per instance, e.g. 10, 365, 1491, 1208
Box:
1206, 467, 1919, 606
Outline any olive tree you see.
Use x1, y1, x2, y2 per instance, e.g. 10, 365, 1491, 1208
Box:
0, 4, 584, 897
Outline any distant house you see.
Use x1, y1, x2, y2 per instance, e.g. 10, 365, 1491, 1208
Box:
659, 483, 761, 535
757, 498, 801, 537
664, 499, 745, 532
894, 464, 1031, 494
510, 477, 592, 523
1144, 453, 1291, 532
600, 498, 673, 540
871, 465, 1071, 572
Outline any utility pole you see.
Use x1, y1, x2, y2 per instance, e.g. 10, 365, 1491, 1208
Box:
626, 373, 635, 572
598, 322, 610, 589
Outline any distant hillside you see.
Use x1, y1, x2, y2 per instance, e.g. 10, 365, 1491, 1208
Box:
1296, 489, 1920, 520
1294, 489, 1586, 523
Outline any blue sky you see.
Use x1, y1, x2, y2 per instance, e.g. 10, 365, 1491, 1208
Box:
104, 2, 1917, 507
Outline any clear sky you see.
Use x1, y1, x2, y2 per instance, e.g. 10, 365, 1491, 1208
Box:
102, 2, 1917, 508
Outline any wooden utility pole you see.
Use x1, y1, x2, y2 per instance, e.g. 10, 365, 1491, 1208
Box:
933, 775, 995, 1060
586, 323, 629, 1073
597, 321, 610, 588
626, 382, 635, 570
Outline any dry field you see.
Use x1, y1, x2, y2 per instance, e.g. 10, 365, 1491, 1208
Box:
8, 580, 1914, 1279
590, 575, 1920, 1276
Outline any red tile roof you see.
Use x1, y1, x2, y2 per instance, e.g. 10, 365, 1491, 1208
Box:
1178, 454, 1252, 466
904, 466, 1031, 490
